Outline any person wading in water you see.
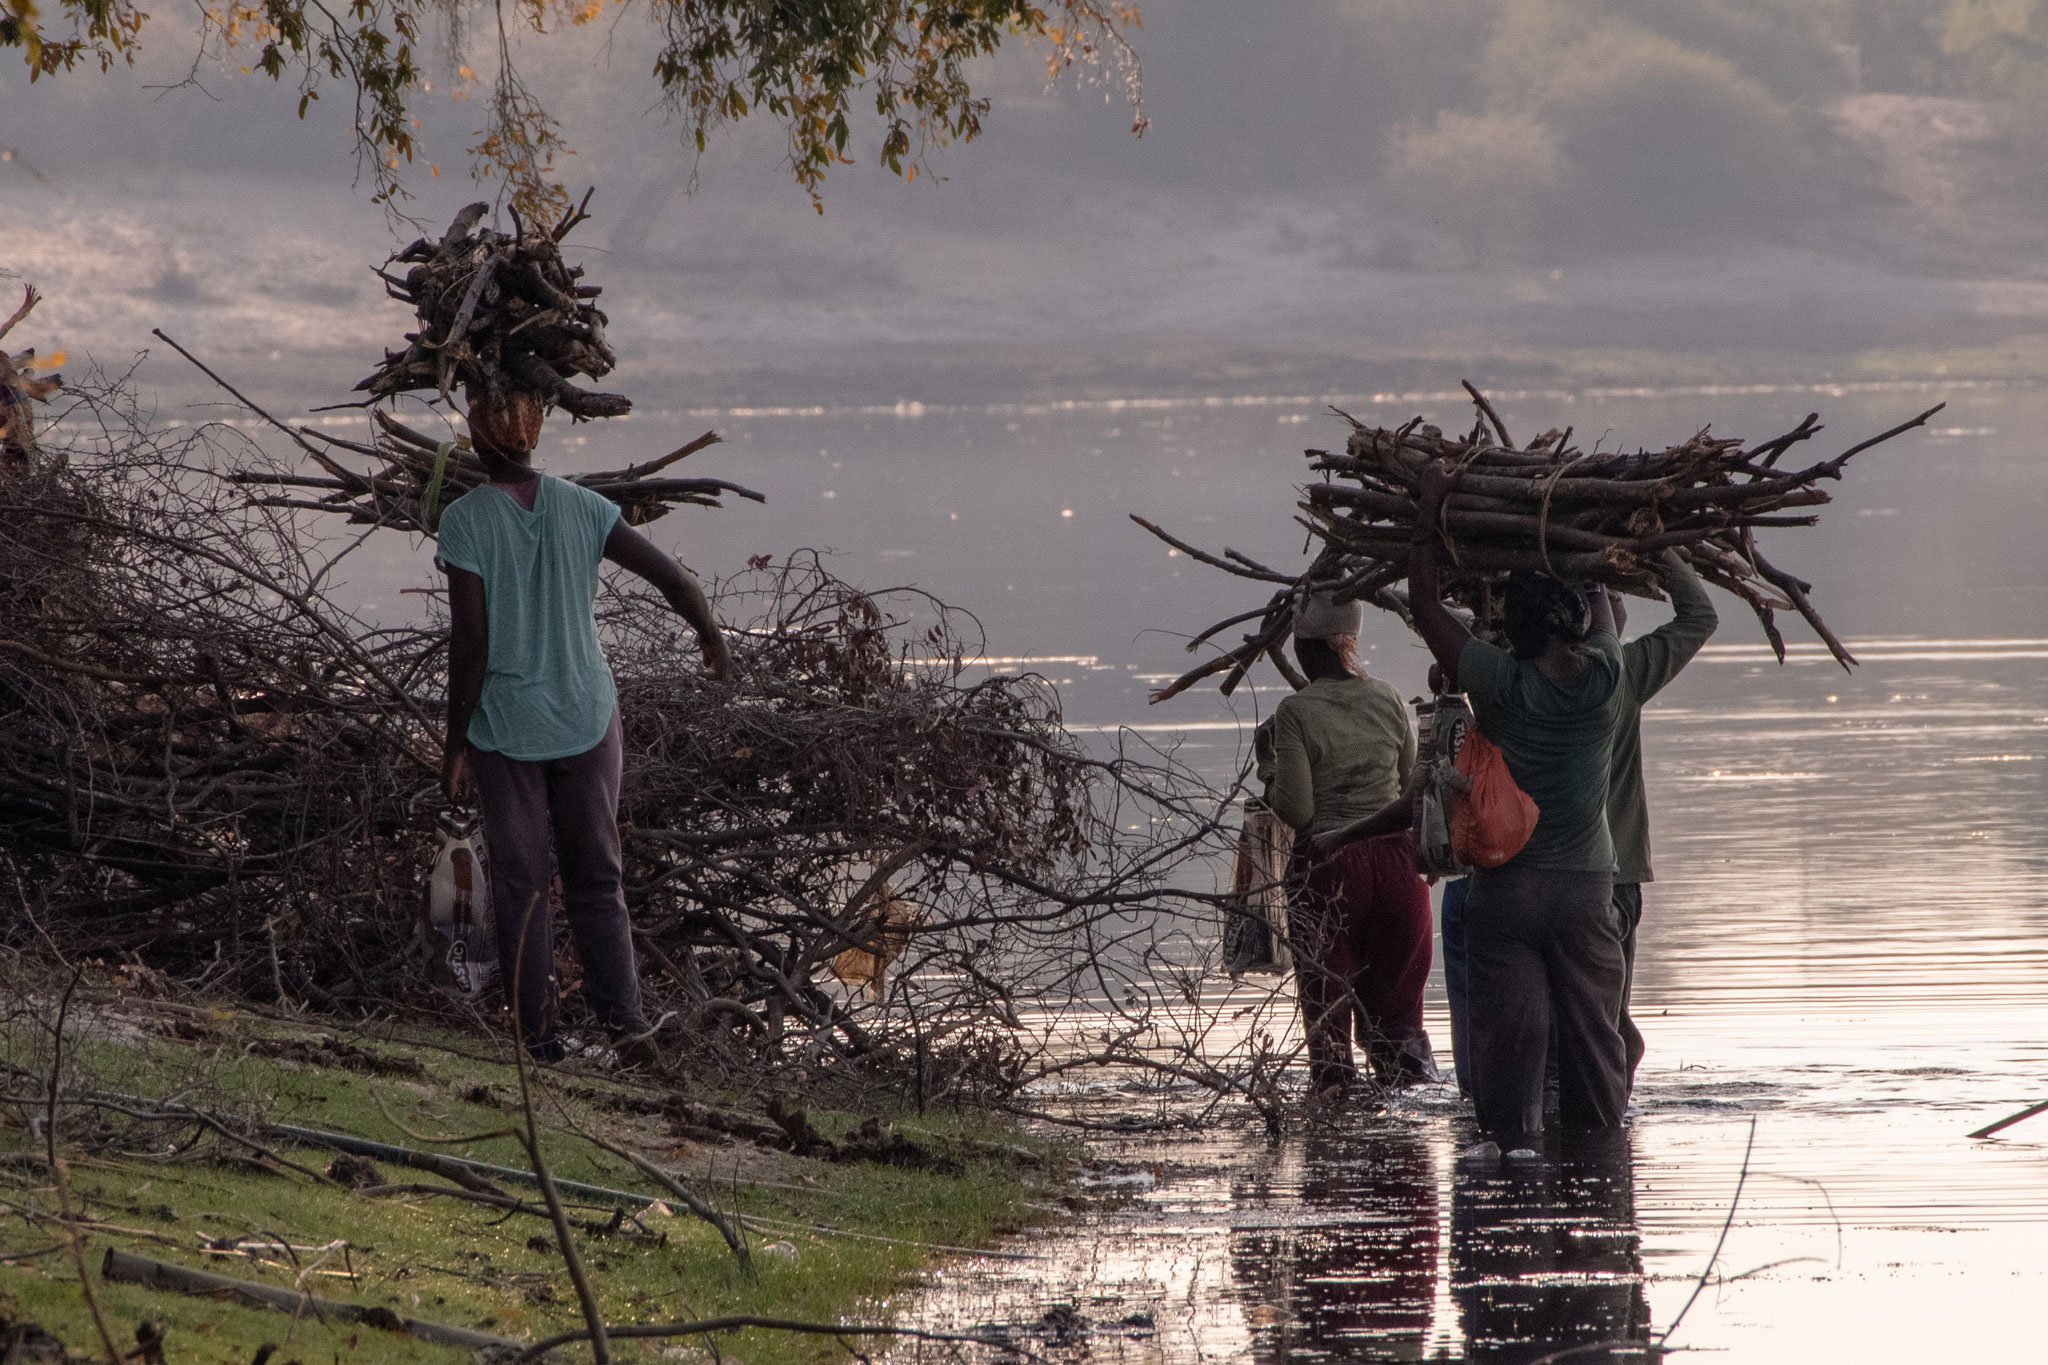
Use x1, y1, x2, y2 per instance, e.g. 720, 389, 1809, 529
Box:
1259, 590, 1438, 1102
1407, 460, 1625, 1153
1604, 548, 1717, 1098
437, 390, 730, 1068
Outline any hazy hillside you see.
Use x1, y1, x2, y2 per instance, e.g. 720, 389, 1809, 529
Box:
7, 0, 2048, 407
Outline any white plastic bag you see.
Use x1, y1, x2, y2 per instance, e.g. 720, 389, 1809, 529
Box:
427, 814, 497, 995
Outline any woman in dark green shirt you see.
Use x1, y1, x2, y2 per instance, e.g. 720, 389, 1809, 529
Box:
1263, 591, 1438, 1100
1407, 461, 1628, 1153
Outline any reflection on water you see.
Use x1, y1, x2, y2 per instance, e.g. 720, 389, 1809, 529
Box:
1448, 1134, 1652, 1365
894, 1112, 1672, 1365
1226, 1128, 1652, 1365
1230, 1126, 1439, 1362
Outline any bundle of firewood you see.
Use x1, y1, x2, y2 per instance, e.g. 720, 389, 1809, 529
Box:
1138, 383, 1942, 700
355, 192, 626, 419
226, 409, 764, 535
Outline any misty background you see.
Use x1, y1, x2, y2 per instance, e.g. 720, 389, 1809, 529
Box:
9, 0, 2048, 410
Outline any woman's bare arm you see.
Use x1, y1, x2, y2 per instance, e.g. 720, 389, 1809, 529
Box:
1408, 462, 1473, 687
603, 522, 731, 679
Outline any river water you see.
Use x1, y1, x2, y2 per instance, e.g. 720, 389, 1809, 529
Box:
321, 377, 2048, 1361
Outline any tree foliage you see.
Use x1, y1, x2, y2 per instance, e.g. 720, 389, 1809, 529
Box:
1, 0, 1143, 217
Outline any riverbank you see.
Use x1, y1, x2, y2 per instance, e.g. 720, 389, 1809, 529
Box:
0, 979, 1075, 1364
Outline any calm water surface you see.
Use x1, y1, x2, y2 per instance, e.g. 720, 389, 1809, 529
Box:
329, 379, 2048, 1361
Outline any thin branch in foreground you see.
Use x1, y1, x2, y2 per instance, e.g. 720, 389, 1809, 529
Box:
47, 968, 126, 1365
1658, 1115, 1759, 1347
514, 1316, 1038, 1365
576, 1130, 752, 1269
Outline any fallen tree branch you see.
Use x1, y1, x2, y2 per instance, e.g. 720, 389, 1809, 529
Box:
100, 1249, 518, 1353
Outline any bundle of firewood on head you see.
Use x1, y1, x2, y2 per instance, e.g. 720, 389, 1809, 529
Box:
205, 192, 763, 534
1137, 382, 1944, 701
360, 191, 625, 421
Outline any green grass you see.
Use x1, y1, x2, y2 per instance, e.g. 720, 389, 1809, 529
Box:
0, 999, 1071, 1364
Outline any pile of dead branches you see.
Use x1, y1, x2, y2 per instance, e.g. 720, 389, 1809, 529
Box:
1139, 383, 1941, 700
0, 374, 448, 1001
2, 373, 1240, 1098
355, 194, 625, 419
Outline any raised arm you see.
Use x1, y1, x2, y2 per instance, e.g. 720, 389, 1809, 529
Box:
1408, 462, 1474, 687
603, 522, 731, 680
1628, 548, 1718, 700
1588, 580, 1618, 640
443, 566, 488, 803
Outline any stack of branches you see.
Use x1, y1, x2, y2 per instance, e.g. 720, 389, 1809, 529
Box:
605, 553, 1236, 1089
3, 372, 1245, 1102
1138, 382, 1942, 701
354, 193, 626, 420
0, 373, 449, 1006
225, 405, 765, 535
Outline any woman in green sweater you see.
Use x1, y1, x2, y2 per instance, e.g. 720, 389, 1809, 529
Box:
1263, 591, 1439, 1098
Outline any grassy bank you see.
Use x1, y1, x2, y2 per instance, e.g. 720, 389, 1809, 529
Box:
0, 990, 1071, 1364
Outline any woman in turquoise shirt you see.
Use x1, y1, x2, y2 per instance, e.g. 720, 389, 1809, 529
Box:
438, 390, 729, 1068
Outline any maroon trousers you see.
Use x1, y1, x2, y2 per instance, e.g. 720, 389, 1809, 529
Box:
1287, 831, 1438, 1091
467, 710, 646, 1057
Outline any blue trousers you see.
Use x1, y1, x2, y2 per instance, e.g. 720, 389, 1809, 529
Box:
1440, 876, 1473, 1097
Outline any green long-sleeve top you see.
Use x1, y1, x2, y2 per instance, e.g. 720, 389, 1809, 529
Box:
1607, 563, 1718, 884
1260, 675, 1416, 836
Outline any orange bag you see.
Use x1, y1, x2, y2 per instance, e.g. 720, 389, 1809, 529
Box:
1450, 730, 1540, 869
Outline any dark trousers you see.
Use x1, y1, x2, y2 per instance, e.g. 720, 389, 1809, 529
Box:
1287, 832, 1438, 1092
1464, 864, 1627, 1147
468, 711, 646, 1056
1614, 882, 1645, 1089
1440, 875, 1473, 1097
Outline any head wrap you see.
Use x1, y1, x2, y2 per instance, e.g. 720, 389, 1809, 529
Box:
1294, 590, 1364, 642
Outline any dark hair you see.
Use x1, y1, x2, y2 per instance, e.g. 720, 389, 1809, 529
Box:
1293, 635, 1360, 682
1501, 572, 1591, 660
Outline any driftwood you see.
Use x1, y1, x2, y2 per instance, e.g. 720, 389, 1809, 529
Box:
1139, 383, 1942, 699
100, 1249, 518, 1353
355, 193, 626, 419
1967, 1098, 2048, 1140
